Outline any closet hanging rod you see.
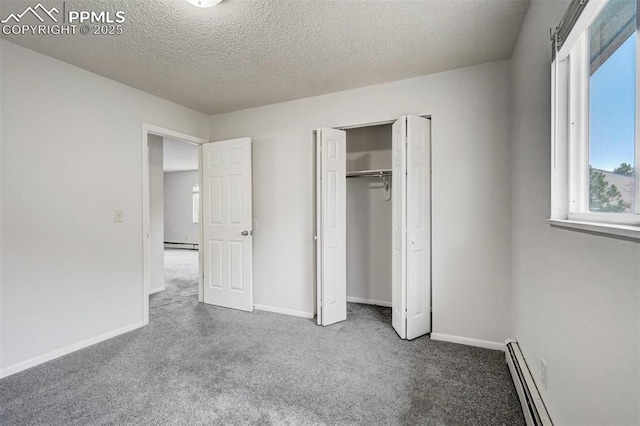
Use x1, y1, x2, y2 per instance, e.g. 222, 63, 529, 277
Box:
346, 169, 392, 179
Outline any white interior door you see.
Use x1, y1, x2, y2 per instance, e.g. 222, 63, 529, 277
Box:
406, 115, 431, 340
316, 127, 347, 326
391, 118, 407, 339
202, 138, 253, 312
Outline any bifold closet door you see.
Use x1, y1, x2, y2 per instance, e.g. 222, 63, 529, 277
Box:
316, 127, 347, 326
202, 138, 254, 312
405, 115, 431, 340
392, 115, 432, 340
392, 118, 408, 339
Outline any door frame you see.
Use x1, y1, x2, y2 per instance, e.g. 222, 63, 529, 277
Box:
313, 115, 432, 335
141, 123, 209, 325
314, 119, 397, 319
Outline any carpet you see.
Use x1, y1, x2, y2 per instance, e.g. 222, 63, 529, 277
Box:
0, 248, 524, 425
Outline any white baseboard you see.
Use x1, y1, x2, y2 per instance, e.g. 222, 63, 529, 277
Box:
149, 286, 165, 295
346, 296, 392, 307
430, 333, 505, 351
0, 321, 145, 379
253, 304, 314, 319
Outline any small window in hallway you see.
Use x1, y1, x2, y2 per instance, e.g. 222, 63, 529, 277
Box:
192, 183, 200, 224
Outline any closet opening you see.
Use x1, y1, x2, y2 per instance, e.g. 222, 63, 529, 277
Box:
315, 115, 431, 340
345, 124, 393, 321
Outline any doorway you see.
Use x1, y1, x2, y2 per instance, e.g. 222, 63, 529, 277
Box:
142, 125, 255, 325
142, 124, 208, 325
154, 136, 201, 310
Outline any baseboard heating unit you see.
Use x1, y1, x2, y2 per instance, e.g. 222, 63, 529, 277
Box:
164, 241, 199, 250
505, 339, 553, 426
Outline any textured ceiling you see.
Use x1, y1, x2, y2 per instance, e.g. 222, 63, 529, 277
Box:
1, 0, 530, 114
163, 137, 199, 172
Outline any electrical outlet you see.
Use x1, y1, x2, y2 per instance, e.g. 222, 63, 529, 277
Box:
541, 359, 548, 389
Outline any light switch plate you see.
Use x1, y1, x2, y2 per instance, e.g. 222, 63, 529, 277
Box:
113, 209, 124, 223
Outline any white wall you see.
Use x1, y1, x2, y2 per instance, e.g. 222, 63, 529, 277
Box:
164, 170, 199, 244
149, 135, 165, 293
210, 60, 512, 345
510, 1, 640, 424
0, 42, 3, 370
346, 123, 392, 172
0, 40, 209, 373
346, 179, 392, 305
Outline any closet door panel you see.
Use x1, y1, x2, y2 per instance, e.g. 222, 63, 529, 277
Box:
316, 127, 347, 326
391, 117, 407, 339
406, 115, 431, 340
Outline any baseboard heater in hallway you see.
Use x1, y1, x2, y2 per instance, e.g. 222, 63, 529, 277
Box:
164, 241, 199, 250
505, 339, 553, 426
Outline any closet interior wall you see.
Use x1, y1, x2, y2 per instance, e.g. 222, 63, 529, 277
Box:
345, 124, 393, 307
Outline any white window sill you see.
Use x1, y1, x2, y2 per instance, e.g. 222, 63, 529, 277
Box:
547, 219, 640, 241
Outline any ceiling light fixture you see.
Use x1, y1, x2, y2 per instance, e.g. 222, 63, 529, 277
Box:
185, 0, 223, 7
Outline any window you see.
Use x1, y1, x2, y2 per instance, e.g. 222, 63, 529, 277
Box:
552, 0, 640, 227
192, 183, 200, 224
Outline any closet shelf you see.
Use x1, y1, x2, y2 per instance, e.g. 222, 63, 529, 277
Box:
346, 169, 392, 179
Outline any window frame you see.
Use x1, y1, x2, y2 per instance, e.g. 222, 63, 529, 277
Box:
552, 0, 640, 228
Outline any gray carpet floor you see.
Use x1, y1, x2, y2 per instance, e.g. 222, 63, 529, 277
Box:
0, 248, 524, 425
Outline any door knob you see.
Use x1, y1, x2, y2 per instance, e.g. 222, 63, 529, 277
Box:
241, 230, 253, 236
